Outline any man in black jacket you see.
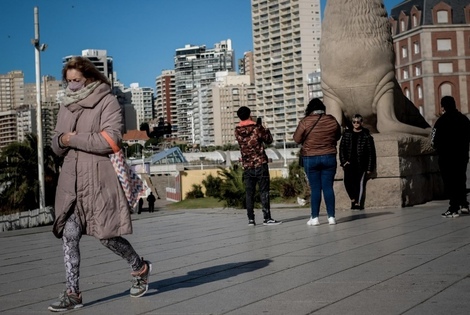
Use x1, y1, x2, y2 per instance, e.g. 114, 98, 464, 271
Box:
339, 114, 376, 210
432, 96, 470, 218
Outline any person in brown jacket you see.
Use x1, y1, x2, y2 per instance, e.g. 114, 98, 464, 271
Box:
235, 106, 282, 226
293, 98, 341, 226
48, 57, 151, 312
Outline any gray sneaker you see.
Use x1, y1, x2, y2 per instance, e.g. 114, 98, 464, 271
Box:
130, 259, 152, 297
48, 290, 83, 312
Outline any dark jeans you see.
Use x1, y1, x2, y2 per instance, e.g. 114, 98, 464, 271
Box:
303, 154, 337, 218
439, 156, 469, 211
243, 163, 271, 221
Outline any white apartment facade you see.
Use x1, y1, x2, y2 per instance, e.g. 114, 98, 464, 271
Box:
191, 71, 255, 147
174, 40, 235, 142
251, 0, 322, 143
124, 83, 154, 128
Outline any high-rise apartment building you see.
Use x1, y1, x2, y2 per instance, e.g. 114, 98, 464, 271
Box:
174, 40, 235, 141
63, 49, 114, 87
251, 0, 322, 143
155, 70, 176, 132
0, 71, 24, 148
238, 51, 255, 85
390, 0, 470, 125
0, 70, 24, 111
123, 83, 154, 128
23, 77, 62, 146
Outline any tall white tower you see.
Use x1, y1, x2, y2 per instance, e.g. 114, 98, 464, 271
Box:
251, 0, 322, 143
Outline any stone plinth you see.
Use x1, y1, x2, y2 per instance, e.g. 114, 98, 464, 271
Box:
334, 133, 444, 209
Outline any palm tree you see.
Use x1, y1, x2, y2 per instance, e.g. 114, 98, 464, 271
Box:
0, 134, 59, 213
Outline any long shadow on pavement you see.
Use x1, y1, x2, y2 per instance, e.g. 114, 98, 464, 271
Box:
84, 259, 272, 306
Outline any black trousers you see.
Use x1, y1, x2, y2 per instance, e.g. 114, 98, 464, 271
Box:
439, 156, 469, 211
243, 163, 271, 221
343, 164, 367, 207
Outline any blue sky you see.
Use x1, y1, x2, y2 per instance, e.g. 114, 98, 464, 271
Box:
1, 0, 403, 89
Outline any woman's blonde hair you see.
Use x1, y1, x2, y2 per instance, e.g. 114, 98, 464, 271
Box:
62, 56, 110, 85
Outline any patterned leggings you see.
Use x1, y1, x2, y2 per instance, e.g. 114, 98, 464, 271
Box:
63, 213, 143, 293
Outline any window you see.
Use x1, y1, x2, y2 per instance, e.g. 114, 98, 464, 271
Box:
415, 66, 421, 76
412, 15, 418, 27
403, 69, 409, 79
437, 10, 448, 23
438, 63, 453, 73
437, 39, 452, 51
417, 85, 423, 99
401, 46, 408, 58
440, 83, 452, 97
405, 88, 410, 99
413, 42, 420, 54
400, 20, 406, 32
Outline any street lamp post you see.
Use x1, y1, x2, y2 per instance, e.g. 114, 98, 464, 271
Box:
32, 6, 47, 210
283, 135, 287, 167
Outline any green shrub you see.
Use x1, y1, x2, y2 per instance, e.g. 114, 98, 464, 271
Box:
202, 174, 223, 198
185, 184, 204, 199
217, 165, 247, 208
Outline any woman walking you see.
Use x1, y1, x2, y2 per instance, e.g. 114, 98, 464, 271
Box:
48, 57, 151, 312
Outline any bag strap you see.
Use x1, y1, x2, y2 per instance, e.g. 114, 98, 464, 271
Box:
101, 131, 121, 153
301, 114, 323, 144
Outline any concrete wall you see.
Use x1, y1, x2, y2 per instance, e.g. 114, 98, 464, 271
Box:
0, 206, 54, 232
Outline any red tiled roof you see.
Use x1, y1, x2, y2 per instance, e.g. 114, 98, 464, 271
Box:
123, 130, 149, 141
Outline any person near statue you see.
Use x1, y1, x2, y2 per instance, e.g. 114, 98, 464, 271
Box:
293, 98, 341, 225
137, 197, 144, 214
147, 192, 156, 213
234, 106, 282, 226
431, 96, 470, 218
339, 114, 377, 210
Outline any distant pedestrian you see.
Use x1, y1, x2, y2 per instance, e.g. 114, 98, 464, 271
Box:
293, 98, 341, 225
431, 96, 470, 218
48, 57, 151, 312
339, 114, 376, 210
137, 197, 144, 214
147, 192, 156, 213
235, 106, 282, 226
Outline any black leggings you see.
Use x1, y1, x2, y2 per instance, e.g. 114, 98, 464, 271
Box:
62, 213, 143, 293
343, 165, 367, 207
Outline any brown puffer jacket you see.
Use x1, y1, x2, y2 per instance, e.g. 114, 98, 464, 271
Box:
235, 120, 273, 169
293, 113, 341, 156
51, 83, 132, 239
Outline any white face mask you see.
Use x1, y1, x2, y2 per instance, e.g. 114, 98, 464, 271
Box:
68, 80, 85, 92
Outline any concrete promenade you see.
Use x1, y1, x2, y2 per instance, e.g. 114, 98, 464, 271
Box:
1, 198, 470, 315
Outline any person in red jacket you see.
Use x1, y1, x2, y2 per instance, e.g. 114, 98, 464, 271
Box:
235, 106, 282, 226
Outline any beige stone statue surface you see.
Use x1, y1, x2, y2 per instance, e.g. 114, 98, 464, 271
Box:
320, 0, 431, 136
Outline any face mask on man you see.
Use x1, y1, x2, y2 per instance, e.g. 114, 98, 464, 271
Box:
68, 80, 85, 92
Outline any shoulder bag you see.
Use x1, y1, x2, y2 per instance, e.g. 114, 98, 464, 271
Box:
101, 131, 148, 209
298, 114, 322, 167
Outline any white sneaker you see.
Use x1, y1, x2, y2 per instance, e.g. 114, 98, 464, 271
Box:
328, 217, 336, 225
307, 217, 320, 226
460, 206, 469, 214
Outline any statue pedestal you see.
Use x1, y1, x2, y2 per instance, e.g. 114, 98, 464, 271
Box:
334, 133, 444, 209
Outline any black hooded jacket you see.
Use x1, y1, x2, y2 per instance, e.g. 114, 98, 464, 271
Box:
339, 127, 376, 172
431, 109, 470, 161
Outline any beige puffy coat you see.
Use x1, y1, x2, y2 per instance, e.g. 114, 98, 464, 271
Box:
51, 83, 132, 239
